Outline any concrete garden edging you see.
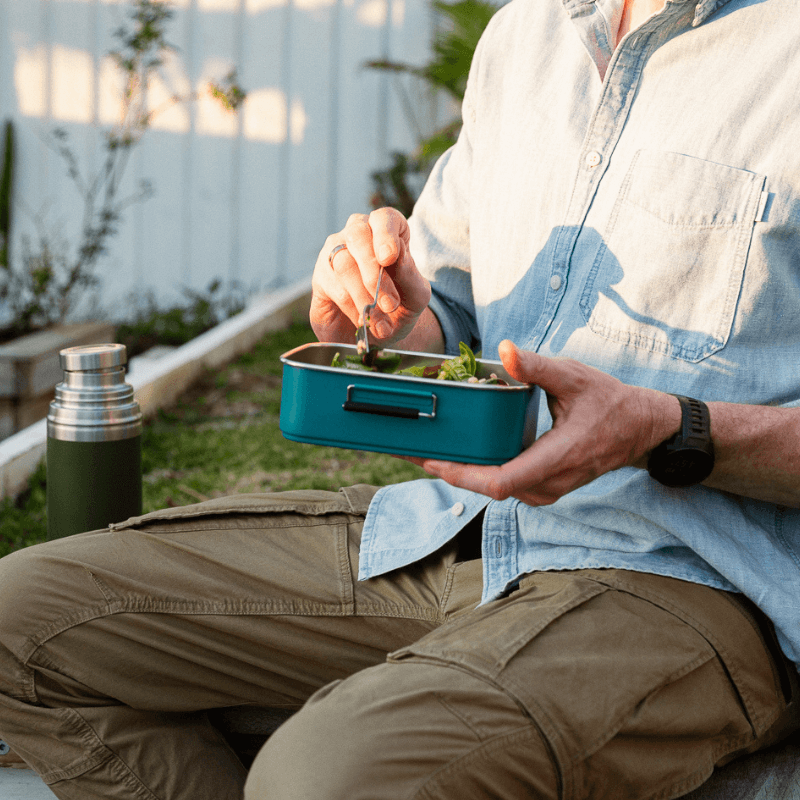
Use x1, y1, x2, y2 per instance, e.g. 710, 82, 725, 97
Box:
0, 279, 312, 501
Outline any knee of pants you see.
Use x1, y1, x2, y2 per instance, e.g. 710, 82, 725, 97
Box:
0, 542, 100, 697
0, 545, 51, 637
244, 660, 559, 800
0, 542, 66, 627
0, 547, 48, 698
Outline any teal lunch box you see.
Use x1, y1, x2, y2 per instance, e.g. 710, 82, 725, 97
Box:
279, 343, 541, 464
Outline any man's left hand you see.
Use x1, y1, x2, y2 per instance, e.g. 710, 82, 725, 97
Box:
405, 340, 681, 506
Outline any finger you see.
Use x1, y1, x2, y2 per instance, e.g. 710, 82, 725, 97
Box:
310, 245, 361, 342
310, 270, 359, 327
341, 218, 423, 341
419, 459, 506, 497
311, 228, 377, 334
419, 421, 588, 505
339, 215, 387, 309
339, 217, 410, 338
416, 457, 533, 503
368, 211, 434, 321
368, 208, 436, 319
419, 456, 559, 507
368, 207, 410, 265
366, 209, 409, 314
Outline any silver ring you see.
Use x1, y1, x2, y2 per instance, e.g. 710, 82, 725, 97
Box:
328, 243, 347, 268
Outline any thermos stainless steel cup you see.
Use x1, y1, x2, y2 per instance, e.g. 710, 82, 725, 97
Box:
46, 343, 143, 539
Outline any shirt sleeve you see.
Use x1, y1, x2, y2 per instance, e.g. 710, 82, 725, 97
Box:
407, 33, 485, 356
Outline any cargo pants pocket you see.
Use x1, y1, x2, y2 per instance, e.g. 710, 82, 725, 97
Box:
98, 486, 382, 617
108, 485, 378, 532
387, 571, 764, 800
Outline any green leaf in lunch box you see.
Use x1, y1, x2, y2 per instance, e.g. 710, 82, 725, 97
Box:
395, 363, 440, 378
331, 351, 348, 369
370, 351, 403, 371
436, 341, 477, 381
330, 342, 508, 384
332, 351, 404, 372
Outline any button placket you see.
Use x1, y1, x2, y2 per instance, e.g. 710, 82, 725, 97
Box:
525, 34, 658, 356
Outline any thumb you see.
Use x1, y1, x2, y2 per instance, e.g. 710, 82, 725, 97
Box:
497, 340, 571, 397
497, 339, 542, 383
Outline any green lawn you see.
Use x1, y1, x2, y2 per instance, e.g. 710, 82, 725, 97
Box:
0, 321, 427, 557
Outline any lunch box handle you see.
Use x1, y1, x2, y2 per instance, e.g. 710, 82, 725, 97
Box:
343, 384, 437, 420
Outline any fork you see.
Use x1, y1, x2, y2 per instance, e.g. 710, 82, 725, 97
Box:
355, 265, 385, 366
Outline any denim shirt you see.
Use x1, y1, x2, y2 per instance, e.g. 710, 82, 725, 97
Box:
358, 0, 800, 667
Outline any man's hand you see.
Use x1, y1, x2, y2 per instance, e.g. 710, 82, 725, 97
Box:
407, 340, 681, 506
311, 208, 433, 348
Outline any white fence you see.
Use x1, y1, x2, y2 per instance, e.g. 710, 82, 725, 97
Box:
0, 0, 448, 319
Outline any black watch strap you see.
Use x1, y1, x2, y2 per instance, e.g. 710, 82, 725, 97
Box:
647, 395, 715, 488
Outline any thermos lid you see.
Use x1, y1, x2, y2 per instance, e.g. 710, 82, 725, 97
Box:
60, 343, 127, 371
49, 343, 140, 442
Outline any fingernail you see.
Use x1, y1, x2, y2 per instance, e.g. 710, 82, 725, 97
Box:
375, 319, 393, 339
379, 293, 400, 314
378, 245, 394, 262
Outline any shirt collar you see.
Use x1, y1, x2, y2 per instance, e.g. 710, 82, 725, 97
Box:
692, 0, 733, 26
561, 0, 734, 29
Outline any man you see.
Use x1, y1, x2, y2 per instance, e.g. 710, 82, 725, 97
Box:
0, 0, 798, 797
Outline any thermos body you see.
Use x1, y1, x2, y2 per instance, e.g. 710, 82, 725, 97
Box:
46, 344, 143, 539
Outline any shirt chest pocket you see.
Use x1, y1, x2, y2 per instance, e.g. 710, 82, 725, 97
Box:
580, 150, 766, 363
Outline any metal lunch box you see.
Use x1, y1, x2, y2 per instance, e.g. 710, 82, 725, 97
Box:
279, 343, 540, 464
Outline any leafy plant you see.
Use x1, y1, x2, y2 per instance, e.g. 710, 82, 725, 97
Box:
0, 460, 48, 556
0, 0, 246, 342
369, 151, 420, 218
367, 0, 501, 213
116, 279, 248, 358
209, 69, 247, 112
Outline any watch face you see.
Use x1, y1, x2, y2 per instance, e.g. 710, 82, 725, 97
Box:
658, 448, 715, 488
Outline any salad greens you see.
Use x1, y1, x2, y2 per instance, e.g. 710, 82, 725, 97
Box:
331, 341, 508, 385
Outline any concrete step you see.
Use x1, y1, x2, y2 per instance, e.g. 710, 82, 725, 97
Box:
0, 767, 57, 799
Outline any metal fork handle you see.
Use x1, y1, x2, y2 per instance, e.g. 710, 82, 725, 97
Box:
369, 266, 385, 313
359, 265, 385, 357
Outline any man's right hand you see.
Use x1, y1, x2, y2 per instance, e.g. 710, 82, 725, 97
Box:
310, 208, 433, 348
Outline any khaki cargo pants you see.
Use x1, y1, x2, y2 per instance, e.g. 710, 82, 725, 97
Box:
0, 486, 796, 800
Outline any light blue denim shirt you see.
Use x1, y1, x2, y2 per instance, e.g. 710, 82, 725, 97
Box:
358, 0, 800, 667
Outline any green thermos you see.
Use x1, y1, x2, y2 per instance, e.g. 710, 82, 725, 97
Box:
46, 343, 143, 539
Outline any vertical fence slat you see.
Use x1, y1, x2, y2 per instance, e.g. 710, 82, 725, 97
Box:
228, 0, 245, 288
180, 0, 198, 293
325, 0, 342, 234
275, 0, 293, 287
238, 0, 283, 292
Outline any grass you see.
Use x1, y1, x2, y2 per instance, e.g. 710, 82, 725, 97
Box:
0, 320, 427, 557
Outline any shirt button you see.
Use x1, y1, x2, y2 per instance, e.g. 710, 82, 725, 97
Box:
549, 274, 562, 291
450, 502, 465, 516
585, 150, 602, 168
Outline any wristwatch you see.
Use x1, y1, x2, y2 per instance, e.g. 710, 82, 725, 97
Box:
647, 395, 715, 488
